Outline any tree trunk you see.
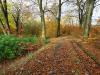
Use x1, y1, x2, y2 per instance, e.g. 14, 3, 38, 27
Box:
12, 8, 20, 35
0, 0, 11, 34
3, 0, 11, 34
77, 0, 85, 28
0, 19, 7, 35
83, 0, 95, 39
39, 0, 46, 39
57, 0, 61, 37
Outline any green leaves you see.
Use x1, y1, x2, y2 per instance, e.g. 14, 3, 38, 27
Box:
0, 35, 38, 62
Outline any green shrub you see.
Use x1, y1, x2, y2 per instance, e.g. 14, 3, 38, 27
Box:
22, 36, 38, 43
0, 35, 38, 62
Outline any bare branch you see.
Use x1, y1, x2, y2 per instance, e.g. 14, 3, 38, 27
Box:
45, 9, 56, 18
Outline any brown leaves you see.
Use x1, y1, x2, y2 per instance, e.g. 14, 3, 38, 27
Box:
3, 37, 100, 75
25, 43, 42, 52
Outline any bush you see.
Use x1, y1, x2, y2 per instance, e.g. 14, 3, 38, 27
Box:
24, 21, 42, 36
0, 35, 38, 62
21, 36, 38, 43
61, 25, 82, 38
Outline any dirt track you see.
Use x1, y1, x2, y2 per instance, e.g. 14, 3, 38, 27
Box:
2, 37, 100, 75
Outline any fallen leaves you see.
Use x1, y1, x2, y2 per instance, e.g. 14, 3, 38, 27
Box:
2, 37, 100, 75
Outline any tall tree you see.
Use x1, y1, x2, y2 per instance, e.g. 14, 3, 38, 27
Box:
12, 5, 21, 35
38, 0, 46, 39
49, 0, 68, 37
47, 0, 67, 37
0, 0, 11, 34
57, 0, 61, 37
76, 0, 86, 28
83, 0, 96, 39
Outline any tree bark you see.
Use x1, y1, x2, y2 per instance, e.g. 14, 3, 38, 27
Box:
12, 8, 20, 35
39, 0, 46, 39
57, 0, 61, 37
0, 19, 7, 35
77, 0, 85, 28
83, 0, 95, 39
0, 0, 11, 34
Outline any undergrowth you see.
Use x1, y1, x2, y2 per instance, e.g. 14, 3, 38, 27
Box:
0, 35, 38, 62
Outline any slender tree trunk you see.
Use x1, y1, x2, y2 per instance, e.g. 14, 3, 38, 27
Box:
83, 0, 95, 39
3, 0, 11, 34
39, 0, 46, 39
79, 9, 84, 28
77, 0, 85, 28
0, 19, 7, 35
16, 9, 20, 34
0, 0, 11, 34
77, 0, 82, 27
4, 14, 11, 34
12, 8, 20, 35
57, 0, 61, 37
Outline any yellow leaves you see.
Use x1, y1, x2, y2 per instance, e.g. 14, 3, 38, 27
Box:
46, 18, 57, 38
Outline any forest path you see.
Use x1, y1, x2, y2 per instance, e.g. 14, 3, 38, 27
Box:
1, 36, 100, 75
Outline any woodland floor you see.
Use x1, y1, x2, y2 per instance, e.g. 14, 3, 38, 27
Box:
0, 36, 100, 75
